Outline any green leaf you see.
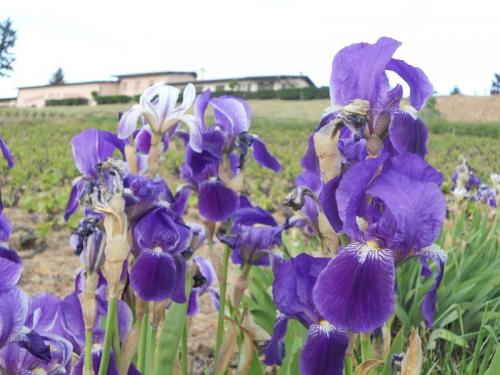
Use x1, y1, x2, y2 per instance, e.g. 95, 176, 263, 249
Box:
427, 328, 468, 350
382, 327, 404, 375
153, 278, 192, 375
484, 347, 500, 375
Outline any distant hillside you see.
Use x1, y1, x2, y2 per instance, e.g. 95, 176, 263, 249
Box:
436, 95, 500, 123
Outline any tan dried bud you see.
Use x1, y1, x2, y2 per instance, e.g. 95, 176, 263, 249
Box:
343, 99, 370, 116
366, 134, 384, 157
125, 144, 139, 175
103, 235, 130, 298
313, 121, 342, 183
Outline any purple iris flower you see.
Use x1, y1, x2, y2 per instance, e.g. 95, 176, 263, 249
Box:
64, 128, 127, 220
0, 137, 14, 168
179, 90, 281, 222
129, 206, 192, 302
218, 205, 286, 266
322, 37, 432, 161
0, 293, 73, 375
187, 256, 219, 316
476, 184, 497, 208
451, 157, 482, 199
264, 254, 348, 375
314, 153, 447, 332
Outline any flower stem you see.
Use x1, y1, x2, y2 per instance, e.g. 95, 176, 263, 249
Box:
113, 311, 121, 367
181, 321, 189, 375
360, 333, 372, 363
98, 297, 117, 375
344, 355, 353, 375
215, 246, 230, 360
137, 312, 149, 373
84, 329, 93, 375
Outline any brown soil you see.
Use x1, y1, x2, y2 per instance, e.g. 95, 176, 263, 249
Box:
435, 95, 500, 123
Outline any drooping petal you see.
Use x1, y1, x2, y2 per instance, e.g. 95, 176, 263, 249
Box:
198, 180, 239, 222
385, 152, 443, 185
129, 250, 178, 301
187, 289, 201, 316
116, 300, 133, 342
389, 112, 428, 157
0, 137, 14, 168
330, 37, 400, 110
211, 96, 252, 135
64, 177, 87, 221
417, 245, 447, 327
58, 292, 85, 354
134, 125, 152, 154
26, 293, 60, 332
73, 344, 119, 375
0, 247, 22, 288
0, 288, 28, 348
263, 314, 289, 366
252, 136, 281, 172
170, 256, 187, 304
386, 58, 433, 110
313, 242, 396, 333
300, 322, 348, 375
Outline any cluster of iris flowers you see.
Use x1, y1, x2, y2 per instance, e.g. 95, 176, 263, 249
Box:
0, 37, 450, 375
451, 156, 498, 208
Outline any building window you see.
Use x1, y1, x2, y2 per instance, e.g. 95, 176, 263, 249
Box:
215, 84, 225, 91
122, 82, 128, 90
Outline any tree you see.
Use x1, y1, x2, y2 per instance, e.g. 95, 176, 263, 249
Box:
450, 86, 461, 95
490, 74, 500, 95
0, 18, 17, 77
50, 67, 65, 85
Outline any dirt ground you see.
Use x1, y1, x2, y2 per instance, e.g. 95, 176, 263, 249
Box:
435, 95, 500, 123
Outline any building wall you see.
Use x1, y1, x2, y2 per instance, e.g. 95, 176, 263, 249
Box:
118, 73, 196, 96
16, 82, 121, 107
182, 77, 312, 93
0, 99, 16, 107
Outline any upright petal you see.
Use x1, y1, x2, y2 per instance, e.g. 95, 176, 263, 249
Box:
198, 180, 239, 222
313, 242, 396, 333
366, 166, 446, 252
330, 37, 400, 109
252, 136, 281, 172
389, 112, 428, 157
211, 96, 252, 135
386, 58, 433, 110
300, 322, 348, 375
118, 106, 143, 139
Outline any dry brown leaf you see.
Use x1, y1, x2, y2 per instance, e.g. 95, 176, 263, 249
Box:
313, 121, 341, 184
119, 323, 141, 375
355, 359, 384, 375
241, 311, 270, 342
237, 328, 255, 375
318, 212, 339, 255
214, 317, 239, 374
401, 328, 423, 375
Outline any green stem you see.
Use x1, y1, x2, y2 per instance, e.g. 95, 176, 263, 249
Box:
98, 297, 117, 375
113, 311, 121, 367
344, 355, 353, 375
84, 329, 93, 375
215, 246, 230, 360
181, 321, 189, 375
137, 312, 149, 373
360, 333, 371, 363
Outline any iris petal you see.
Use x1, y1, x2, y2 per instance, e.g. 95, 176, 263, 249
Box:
252, 136, 281, 172
313, 242, 395, 333
198, 180, 239, 221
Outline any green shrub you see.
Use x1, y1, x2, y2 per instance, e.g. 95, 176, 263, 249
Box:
45, 98, 89, 106
94, 95, 132, 105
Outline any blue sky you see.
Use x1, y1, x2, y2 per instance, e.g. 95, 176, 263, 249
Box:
1, 0, 499, 98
